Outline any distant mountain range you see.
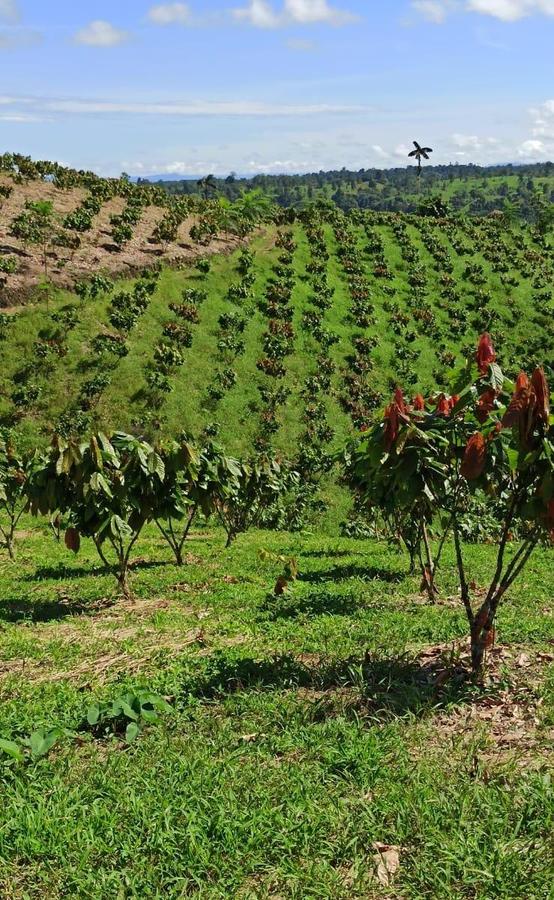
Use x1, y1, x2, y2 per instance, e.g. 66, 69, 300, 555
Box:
133, 174, 200, 182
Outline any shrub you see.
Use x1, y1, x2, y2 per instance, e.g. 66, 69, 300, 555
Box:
154, 342, 185, 371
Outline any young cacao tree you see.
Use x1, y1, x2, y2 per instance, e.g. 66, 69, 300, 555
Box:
450, 338, 553, 675
9, 200, 58, 278
344, 387, 457, 601
153, 438, 244, 562
221, 190, 274, 237
214, 454, 293, 548
153, 437, 203, 565
344, 333, 553, 677
0, 439, 28, 559
26, 432, 166, 598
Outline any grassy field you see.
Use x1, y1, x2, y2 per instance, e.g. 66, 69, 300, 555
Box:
311, 172, 554, 218
0, 520, 553, 898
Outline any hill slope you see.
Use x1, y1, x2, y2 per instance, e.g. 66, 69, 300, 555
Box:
0, 205, 552, 465
0, 173, 242, 305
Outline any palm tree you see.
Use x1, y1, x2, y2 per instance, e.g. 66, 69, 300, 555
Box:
408, 141, 433, 176
197, 174, 218, 201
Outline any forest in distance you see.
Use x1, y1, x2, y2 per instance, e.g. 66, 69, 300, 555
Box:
141, 160, 554, 218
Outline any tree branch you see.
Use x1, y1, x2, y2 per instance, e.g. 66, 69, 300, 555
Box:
453, 519, 473, 627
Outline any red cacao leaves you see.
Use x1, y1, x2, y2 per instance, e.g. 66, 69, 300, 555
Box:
476, 388, 498, 423
476, 332, 496, 376
531, 367, 550, 428
461, 432, 487, 480
383, 389, 409, 451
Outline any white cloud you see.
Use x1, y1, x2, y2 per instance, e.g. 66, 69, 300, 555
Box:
452, 133, 482, 148
147, 3, 191, 24
246, 157, 308, 171
412, 0, 554, 21
284, 0, 358, 24
0, 93, 362, 117
74, 21, 130, 47
412, 1, 451, 22
0, 112, 46, 122
394, 143, 412, 158
123, 157, 317, 176
518, 138, 549, 157
530, 99, 554, 140
51, 99, 358, 115
467, 0, 554, 19
451, 133, 500, 150
372, 144, 389, 158
233, 0, 358, 27
467, 0, 523, 18
154, 161, 210, 174
0, 28, 41, 49
0, 1, 19, 22
450, 134, 500, 157
233, 0, 281, 26
123, 159, 227, 176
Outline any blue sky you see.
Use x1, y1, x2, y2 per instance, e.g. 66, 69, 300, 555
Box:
0, 0, 552, 175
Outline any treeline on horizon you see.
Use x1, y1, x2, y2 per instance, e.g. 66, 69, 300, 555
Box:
140, 161, 554, 219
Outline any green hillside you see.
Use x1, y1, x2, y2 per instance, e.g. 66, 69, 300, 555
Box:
1, 208, 552, 460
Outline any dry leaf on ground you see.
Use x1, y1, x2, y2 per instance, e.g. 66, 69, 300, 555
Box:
372, 842, 401, 887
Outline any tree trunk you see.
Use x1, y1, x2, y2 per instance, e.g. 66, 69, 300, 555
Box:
420, 566, 439, 603
470, 607, 494, 680
470, 626, 486, 680
118, 564, 133, 601
420, 524, 438, 603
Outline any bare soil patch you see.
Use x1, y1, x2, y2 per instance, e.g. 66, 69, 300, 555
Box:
413, 642, 554, 766
0, 175, 246, 306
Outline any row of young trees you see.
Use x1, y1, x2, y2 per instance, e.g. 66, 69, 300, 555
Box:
0, 433, 295, 599
0, 321, 551, 678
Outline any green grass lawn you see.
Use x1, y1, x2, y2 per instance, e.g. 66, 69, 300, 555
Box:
1, 521, 553, 898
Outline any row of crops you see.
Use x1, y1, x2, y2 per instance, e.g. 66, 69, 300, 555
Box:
0, 196, 553, 678
0, 324, 552, 681
1, 208, 551, 454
